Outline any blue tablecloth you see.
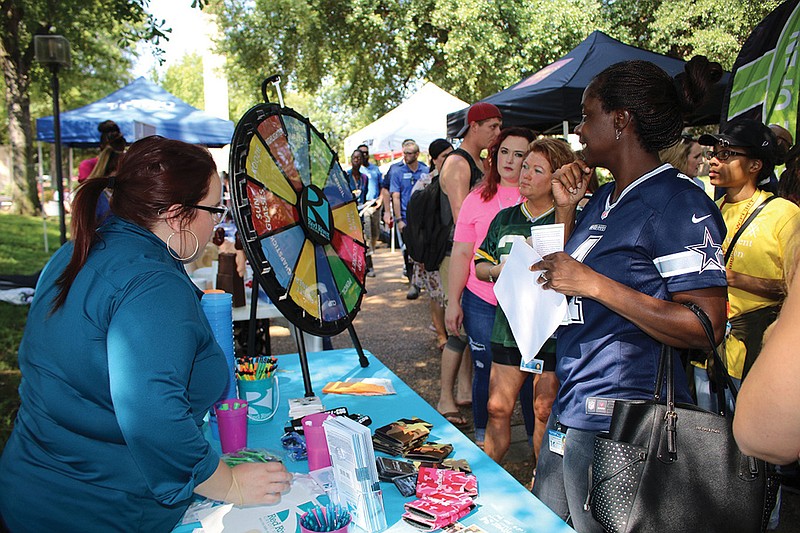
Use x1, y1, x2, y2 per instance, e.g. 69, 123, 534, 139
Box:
178, 348, 574, 532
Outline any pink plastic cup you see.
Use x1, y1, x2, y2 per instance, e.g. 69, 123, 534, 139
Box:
216, 399, 248, 453
302, 412, 334, 471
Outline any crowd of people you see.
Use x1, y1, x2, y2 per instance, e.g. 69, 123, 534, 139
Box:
4, 52, 800, 532
352, 56, 800, 531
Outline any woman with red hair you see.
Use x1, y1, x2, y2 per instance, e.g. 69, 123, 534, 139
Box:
445, 126, 535, 447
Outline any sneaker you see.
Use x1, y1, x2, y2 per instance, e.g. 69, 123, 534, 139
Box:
366, 269, 376, 278
406, 285, 420, 300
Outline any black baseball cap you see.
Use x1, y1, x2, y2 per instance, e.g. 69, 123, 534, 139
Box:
698, 118, 779, 165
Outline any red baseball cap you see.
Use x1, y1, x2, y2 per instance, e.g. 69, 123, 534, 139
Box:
457, 102, 502, 137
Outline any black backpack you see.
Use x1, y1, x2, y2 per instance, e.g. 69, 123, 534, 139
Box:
402, 175, 449, 271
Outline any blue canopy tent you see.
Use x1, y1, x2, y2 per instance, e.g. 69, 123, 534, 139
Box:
36, 77, 234, 147
447, 31, 730, 136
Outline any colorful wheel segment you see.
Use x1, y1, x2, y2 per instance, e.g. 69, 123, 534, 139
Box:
229, 104, 366, 336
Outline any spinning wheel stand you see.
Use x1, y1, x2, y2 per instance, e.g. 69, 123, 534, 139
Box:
233, 75, 370, 398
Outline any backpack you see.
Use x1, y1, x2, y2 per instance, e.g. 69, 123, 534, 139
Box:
402, 175, 450, 271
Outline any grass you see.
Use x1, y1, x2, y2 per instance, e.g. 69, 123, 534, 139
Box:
0, 212, 64, 453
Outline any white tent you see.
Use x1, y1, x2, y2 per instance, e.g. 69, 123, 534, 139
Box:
344, 82, 468, 159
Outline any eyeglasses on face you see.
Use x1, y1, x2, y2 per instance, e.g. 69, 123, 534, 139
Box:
185, 203, 228, 224
704, 149, 749, 161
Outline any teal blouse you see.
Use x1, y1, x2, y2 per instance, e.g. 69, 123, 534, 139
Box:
0, 216, 227, 532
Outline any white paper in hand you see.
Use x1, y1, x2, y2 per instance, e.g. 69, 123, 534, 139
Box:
494, 240, 568, 363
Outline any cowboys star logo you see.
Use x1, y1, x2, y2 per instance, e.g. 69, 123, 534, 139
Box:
685, 227, 724, 273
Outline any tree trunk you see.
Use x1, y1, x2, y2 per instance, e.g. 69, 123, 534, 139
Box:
2, 0, 41, 215
5, 72, 40, 215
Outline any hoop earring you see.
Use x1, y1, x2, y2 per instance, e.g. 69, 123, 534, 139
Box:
166, 229, 199, 262
615, 129, 621, 141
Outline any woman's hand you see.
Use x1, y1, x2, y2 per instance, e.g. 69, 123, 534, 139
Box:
227, 462, 293, 506
552, 160, 592, 209
445, 300, 463, 335
531, 252, 601, 298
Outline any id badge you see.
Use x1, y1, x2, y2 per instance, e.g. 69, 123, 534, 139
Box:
520, 358, 544, 374
548, 429, 566, 456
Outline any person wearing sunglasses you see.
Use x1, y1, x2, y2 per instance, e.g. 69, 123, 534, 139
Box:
0, 136, 292, 532
697, 119, 800, 412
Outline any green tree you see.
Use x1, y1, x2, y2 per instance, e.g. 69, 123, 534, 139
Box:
159, 52, 205, 109
210, 0, 441, 126
429, 0, 602, 103
212, 0, 603, 141
1, 0, 206, 215
647, 0, 783, 69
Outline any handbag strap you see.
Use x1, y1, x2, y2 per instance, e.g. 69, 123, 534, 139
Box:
681, 302, 739, 416
723, 195, 776, 265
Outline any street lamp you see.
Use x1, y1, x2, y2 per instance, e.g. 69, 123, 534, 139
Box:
34, 35, 70, 245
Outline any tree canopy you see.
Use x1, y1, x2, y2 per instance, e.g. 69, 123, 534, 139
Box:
0, 0, 201, 214
1, 0, 784, 214
211, 0, 781, 148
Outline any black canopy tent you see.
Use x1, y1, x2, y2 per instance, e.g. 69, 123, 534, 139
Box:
447, 31, 730, 136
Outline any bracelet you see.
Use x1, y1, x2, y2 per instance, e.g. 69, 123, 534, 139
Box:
488, 266, 497, 283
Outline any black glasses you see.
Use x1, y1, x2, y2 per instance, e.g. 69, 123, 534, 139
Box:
185, 203, 228, 224
704, 149, 749, 161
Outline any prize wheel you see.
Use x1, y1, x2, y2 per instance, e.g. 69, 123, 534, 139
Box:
229, 103, 367, 337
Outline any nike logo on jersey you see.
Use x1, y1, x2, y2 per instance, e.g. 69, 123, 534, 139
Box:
691, 214, 711, 223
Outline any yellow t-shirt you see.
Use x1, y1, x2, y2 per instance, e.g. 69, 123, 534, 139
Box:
718, 190, 800, 378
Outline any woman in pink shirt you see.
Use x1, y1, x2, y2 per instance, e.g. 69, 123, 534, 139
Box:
445, 127, 535, 446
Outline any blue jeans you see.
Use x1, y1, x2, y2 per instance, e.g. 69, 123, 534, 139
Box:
460, 287, 495, 438
532, 414, 605, 533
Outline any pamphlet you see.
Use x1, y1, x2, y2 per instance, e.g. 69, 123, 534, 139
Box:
493, 239, 567, 363
324, 416, 387, 532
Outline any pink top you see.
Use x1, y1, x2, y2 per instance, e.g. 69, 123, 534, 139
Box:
454, 184, 522, 305
78, 157, 98, 183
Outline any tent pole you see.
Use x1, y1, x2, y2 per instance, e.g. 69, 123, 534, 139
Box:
563, 120, 569, 139
38, 144, 49, 254
68, 148, 73, 192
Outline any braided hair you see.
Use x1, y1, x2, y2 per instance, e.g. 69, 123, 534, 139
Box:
587, 57, 722, 153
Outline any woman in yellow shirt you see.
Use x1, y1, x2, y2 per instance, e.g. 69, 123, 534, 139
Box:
699, 119, 800, 411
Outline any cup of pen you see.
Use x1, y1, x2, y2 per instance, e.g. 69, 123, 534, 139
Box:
237, 357, 279, 424
215, 399, 248, 454
299, 504, 351, 533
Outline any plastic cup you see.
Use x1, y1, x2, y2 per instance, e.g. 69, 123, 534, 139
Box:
237, 376, 279, 424
302, 412, 334, 471
216, 399, 248, 453
299, 510, 350, 533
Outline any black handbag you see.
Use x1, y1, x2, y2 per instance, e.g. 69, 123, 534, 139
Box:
585, 303, 779, 533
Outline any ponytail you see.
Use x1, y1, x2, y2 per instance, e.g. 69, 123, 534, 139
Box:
52, 175, 114, 311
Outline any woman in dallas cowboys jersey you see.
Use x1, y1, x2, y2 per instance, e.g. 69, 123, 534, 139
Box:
530, 57, 728, 532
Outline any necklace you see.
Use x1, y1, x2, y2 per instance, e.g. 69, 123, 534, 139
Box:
721, 189, 762, 268
496, 187, 522, 210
